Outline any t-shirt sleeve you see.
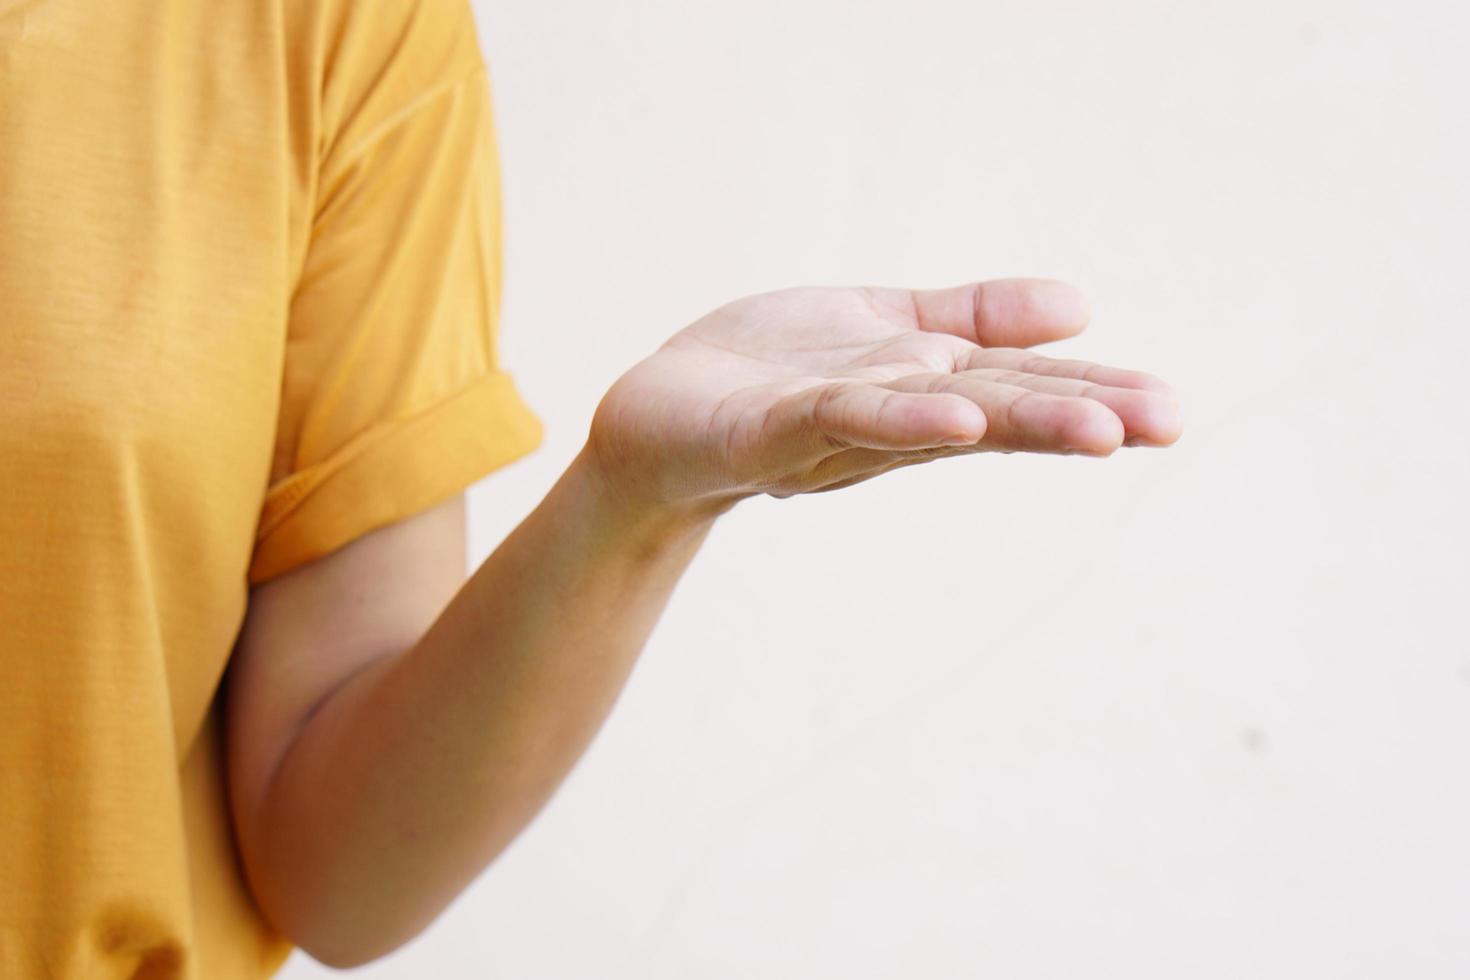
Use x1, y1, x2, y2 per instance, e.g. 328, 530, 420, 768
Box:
247, 0, 543, 587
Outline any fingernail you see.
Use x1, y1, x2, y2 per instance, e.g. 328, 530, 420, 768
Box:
940, 434, 974, 446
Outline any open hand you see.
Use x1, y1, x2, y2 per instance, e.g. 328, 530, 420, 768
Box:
585, 279, 1183, 514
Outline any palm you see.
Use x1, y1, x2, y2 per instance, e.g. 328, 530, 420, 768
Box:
588, 279, 1182, 507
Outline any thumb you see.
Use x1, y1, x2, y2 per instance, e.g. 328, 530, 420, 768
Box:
907, 277, 1091, 348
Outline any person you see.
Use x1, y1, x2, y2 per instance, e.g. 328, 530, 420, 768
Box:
0, 0, 1182, 976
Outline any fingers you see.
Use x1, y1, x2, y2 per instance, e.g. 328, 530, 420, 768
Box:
755, 346, 1181, 480
880, 372, 1126, 455
881, 278, 1091, 348
770, 447, 933, 497
763, 381, 988, 457
954, 367, 1183, 447
963, 346, 1177, 395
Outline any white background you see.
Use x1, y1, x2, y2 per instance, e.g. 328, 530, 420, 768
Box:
285, 0, 1470, 976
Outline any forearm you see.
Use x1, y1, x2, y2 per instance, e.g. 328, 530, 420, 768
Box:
243, 444, 729, 967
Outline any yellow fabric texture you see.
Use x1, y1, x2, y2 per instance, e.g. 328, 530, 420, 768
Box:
0, 1, 542, 976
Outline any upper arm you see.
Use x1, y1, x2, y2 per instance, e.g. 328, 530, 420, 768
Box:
227, 0, 540, 845
225, 493, 470, 838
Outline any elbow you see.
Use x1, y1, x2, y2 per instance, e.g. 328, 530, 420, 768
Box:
241, 843, 427, 970
296, 936, 391, 972
296, 943, 370, 972
267, 894, 422, 971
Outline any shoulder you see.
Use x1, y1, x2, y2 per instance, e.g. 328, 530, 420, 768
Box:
290, 0, 486, 145
284, 0, 489, 184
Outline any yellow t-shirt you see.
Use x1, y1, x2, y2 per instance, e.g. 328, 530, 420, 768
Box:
0, 0, 543, 976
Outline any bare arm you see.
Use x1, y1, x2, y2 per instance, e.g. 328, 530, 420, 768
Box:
226, 448, 725, 967
225, 278, 1182, 967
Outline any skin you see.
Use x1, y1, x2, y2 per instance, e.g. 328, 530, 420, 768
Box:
224, 278, 1182, 967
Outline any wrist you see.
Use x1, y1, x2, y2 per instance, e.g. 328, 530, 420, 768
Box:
566, 441, 736, 548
